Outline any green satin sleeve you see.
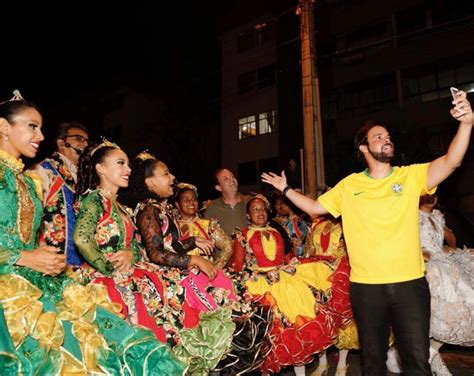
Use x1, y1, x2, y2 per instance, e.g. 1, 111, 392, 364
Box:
74, 195, 114, 276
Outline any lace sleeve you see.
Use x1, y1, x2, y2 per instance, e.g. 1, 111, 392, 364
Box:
74, 195, 114, 275
209, 219, 233, 269
136, 204, 191, 269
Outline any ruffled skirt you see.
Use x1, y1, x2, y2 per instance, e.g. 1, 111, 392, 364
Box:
241, 260, 348, 372
0, 273, 185, 375
426, 249, 474, 346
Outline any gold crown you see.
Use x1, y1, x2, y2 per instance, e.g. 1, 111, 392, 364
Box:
90, 138, 120, 156
136, 150, 156, 161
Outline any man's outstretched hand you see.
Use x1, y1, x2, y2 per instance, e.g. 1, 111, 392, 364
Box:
261, 171, 287, 192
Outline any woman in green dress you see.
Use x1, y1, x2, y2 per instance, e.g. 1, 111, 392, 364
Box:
0, 91, 185, 375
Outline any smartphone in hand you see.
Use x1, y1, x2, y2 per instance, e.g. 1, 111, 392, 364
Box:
450, 87, 460, 100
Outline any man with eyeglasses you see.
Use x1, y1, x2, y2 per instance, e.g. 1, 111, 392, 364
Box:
31, 121, 89, 266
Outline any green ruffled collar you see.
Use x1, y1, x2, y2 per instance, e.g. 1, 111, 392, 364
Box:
0, 149, 24, 174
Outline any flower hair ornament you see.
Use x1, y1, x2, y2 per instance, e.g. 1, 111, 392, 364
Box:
251, 193, 271, 210
135, 150, 156, 162
90, 137, 120, 156
0, 89, 24, 105
175, 182, 198, 197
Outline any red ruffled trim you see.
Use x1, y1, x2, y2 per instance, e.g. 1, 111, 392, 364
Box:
261, 309, 336, 372
258, 256, 354, 372
328, 256, 353, 328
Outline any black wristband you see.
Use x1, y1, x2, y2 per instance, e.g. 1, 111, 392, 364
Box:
282, 185, 291, 196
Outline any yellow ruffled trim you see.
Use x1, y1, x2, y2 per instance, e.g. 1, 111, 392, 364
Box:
24, 170, 44, 201
335, 322, 360, 350
0, 149, 24, 174
0, 274, 123, 375
0, 274, 87, 374
0, 274, 43, 347
57, 283, 123, 374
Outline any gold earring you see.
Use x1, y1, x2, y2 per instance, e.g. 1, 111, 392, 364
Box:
2, 133, 8, 142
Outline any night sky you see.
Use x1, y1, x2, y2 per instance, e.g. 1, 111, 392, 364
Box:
0, 1, 236, 108
0, 0, 290, 197
0, 1, 293, 107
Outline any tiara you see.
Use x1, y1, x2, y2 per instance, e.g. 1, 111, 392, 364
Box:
0, 89, 24, 105
176, 182, 198, 194
251, 193, 271, 209
136, 150, 156, 162
90, 138, 120, 156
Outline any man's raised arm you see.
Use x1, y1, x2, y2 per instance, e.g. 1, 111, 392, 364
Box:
427, 90, 473, 191
261, 171, 328, 217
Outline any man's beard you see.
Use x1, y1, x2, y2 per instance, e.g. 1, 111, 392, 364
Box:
368, 143, 394, 163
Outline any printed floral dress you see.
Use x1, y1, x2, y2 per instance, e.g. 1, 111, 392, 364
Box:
229, 223, 339, 373
280, 214, 310, 257
178, 215, 274, 374
0, 151, 185, 376
135, 198, 240, 374
36, 152, 83, 265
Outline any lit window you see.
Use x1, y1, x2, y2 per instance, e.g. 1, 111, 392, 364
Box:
238, 110, 277, 140
259, 110, 277, 134
239, 116, 256, 139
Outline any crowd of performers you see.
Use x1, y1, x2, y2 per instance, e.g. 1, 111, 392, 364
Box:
0, 90, 472, 376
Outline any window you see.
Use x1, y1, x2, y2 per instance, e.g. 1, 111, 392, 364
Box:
238, 110, 277, 140
259, 22, 276, 44
238, 71, 256, 94
238, 64, 276, 95
259, 110, 277, 135
336, 21, 392, 64
237, 30, 255, 53
432, 0, 474, 26
402, 58, 474, 104
237, 21, 276, 54
321, 75, 397, 119
238, 115, 256, 139
257, 64, 276, 89
347, 22, 391, 49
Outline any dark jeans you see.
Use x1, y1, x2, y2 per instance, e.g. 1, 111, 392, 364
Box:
350, 277, 431, 376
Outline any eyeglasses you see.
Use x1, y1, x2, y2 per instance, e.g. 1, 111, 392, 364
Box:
64, 134, 89, 144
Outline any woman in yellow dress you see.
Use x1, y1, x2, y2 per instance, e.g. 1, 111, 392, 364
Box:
303, 216, 356, 376
229, 195, 341, 374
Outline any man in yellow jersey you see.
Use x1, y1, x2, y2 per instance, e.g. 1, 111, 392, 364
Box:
262, 90, 472, 375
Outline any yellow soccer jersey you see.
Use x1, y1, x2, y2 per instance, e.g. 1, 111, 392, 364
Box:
319, 163, 436, 284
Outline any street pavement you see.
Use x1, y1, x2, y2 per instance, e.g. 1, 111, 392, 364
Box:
276, 345, 473, 375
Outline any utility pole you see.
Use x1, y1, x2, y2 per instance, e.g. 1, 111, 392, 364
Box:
298, 0, 325, 198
